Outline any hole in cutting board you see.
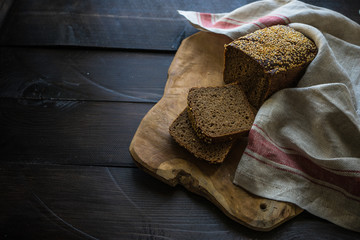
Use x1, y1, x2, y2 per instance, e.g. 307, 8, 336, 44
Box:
260, 203, 267, 211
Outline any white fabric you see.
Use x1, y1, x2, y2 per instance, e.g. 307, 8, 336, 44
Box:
178, 0, 360, 232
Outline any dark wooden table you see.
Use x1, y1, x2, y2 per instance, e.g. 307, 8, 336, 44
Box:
1, 1, 359, 239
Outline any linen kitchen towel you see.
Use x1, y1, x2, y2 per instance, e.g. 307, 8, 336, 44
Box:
179, 0, 360, 232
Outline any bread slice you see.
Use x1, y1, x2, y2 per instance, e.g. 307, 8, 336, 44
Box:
169, 109, 234, 164
223, 25, 317, 109
187, 84, 255, 143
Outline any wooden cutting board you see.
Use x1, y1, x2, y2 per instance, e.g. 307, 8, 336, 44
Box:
129, 31, 302, 231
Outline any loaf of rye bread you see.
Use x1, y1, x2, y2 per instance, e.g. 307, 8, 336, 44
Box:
187, 84, 255, 143
223, 25, 317, 109
169, 109, 234, 164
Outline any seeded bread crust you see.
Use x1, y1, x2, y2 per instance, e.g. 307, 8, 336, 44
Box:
169, 109, 234, 164
223, 25, 317, 109
187, 84, 255, 143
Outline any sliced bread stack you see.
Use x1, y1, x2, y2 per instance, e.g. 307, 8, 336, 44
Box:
169, 84, 255, 164
169, 109, 236, 164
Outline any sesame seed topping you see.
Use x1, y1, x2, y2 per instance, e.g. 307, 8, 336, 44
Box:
225, 25, 317, 72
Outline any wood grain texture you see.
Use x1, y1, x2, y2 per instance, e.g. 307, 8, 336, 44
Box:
1, 0, 358, 50
0, 98, 152, 167
0, 0, 201, 49
0, 47, 172, 102
130, 31, 303, 231
2, 163, 358, 240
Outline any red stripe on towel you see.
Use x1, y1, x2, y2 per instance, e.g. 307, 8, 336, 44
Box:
198, 13, 213, 27
199, 13, 242, 29
198, 13, 290, 30
246, 128, 360, 197
244, 151, 360, 203
275, 14, 291, 23
213, 21, 243, 29
255, 15, 287, 27
253, 123, 360, 174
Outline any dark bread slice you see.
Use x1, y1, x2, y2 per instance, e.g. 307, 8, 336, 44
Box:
223, 25, 317, 109
187, 84, 255, 143
169, 109, 234, 164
